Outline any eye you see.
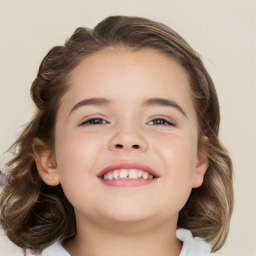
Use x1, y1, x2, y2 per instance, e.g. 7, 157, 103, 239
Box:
80, 118, 108, 125
148, 118, 176, 127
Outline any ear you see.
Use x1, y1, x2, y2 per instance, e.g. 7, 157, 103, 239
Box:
192, 137, 209, 188
33, 138, 60, 186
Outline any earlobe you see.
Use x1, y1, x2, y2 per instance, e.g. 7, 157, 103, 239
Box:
192, 139, 209, 188
33, 138, 60, 186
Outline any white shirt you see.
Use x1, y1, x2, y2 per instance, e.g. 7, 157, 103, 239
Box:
25, 229, 212, 256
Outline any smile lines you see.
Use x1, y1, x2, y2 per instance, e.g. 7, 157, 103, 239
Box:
103, 169, 154, 180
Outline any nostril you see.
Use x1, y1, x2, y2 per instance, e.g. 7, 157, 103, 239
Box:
114, 144, 140, 149
115, 144, 123, 149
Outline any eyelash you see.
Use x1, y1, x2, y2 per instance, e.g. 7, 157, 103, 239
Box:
80, 117, 176, 127
147, 118, 176, 127
80, 118, 108, 125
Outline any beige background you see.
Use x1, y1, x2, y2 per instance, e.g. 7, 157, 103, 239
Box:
0, 0, 255, 255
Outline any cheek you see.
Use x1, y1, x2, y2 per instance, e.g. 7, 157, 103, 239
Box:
159, 130, 198, 169
54, 131, 103, 180
157, 131, 198, 191
161, 149, 197, 213
163, 146, 196, 188
53, 132, 101, 208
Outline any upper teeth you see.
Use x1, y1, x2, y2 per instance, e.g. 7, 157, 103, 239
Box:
103, 169, 154, 180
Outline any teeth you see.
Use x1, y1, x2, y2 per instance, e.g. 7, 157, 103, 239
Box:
113, 170, 119, 179
142, 172, 149, 180
137, 170, 143, 178
128, 169, 138, 179
102, 169, 155, 180
119, 169, 128, 178
107, 172, 113, 180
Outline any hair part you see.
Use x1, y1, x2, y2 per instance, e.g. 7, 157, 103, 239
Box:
0, 15, 233, 253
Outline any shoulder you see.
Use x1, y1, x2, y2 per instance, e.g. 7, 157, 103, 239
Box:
25, 242, 70, 256
177, 229, 213, 256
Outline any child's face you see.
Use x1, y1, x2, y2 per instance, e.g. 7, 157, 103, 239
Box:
40, 48, 208, 227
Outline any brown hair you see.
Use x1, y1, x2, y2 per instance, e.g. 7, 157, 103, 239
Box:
0, 16, 233, 253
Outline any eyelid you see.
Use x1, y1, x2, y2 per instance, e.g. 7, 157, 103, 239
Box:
147, 115, 177, 127
78, 114, 177, 127
81, 118, 108, 125
79, 115, 110, 126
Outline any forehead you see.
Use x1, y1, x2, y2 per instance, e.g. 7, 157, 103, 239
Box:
68, 48, 191, 95
58, 48, 196, 118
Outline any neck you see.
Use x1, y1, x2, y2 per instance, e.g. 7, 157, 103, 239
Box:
64, 216, 182, 256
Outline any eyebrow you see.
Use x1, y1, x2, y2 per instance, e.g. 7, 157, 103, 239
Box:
70, 98, 110, 115
143, 98, 187, 117
69, 97, 187, 117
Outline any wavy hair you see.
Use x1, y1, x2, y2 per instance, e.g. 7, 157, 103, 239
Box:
0, 16, 233, 253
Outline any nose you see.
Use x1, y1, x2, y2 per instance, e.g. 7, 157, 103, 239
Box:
108, 126, 148, 152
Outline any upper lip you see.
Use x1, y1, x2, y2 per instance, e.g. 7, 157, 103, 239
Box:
97, 161, 160, 178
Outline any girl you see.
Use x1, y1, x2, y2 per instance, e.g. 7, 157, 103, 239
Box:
0, 16, 233, 256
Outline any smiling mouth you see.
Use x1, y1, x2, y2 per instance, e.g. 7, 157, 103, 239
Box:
97, 162, 159, 187
102, 169, 155, 180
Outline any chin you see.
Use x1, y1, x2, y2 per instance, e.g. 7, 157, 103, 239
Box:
97, 204, 155, 224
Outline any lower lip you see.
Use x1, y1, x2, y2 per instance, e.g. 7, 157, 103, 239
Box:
99, 178, 157, 187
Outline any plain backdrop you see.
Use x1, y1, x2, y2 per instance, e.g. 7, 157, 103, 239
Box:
0, 0, 255, 255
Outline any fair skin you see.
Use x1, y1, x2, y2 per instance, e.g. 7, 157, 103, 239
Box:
34, 48, 208, 256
